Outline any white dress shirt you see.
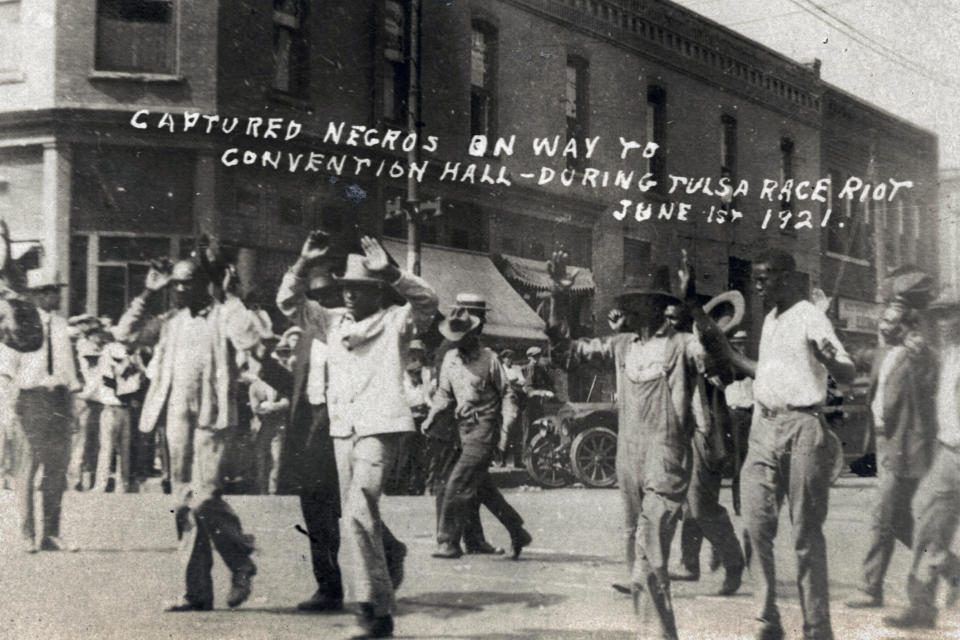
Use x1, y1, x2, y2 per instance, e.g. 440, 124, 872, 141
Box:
306, 338, 328, 406
0, 309, 80, 391
754, 300, 849, 411
937, 344, 960, 449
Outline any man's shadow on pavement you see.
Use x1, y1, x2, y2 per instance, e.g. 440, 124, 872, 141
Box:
397, 591, 567, 619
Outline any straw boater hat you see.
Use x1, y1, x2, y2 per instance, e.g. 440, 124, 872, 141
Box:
703, 290, 746, 335
438, 307, 481, 342
449, 293, 488, 314
335, 254, 382, 286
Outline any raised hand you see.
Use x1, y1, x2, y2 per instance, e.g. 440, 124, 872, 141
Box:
547, 250, 573, 293
678, 248, 696, 302
300, 230, 330, 263
608, 308, 627, 332
360, 236, 391, 274
145, 258, 173, 292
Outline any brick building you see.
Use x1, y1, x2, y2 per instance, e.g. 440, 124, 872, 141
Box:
0, 0, 940, 371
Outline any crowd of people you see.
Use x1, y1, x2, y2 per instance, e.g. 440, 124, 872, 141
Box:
0, 219, 958, 639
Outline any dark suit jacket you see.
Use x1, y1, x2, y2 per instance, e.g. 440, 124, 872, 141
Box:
871, 344, 937, 478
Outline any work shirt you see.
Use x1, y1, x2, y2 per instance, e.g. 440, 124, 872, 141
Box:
0, 309, 79, 391
937, 344, 960, 449
432, 346, 518, 428
276, 269, 439, 439
305, 338, 328, 406
95, 341, 143, 407
753, 300, 849, 411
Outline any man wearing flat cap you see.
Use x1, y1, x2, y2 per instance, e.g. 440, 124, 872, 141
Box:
278, 233, 438, 639
114, 251, 265, 612
422, 299, 532, 561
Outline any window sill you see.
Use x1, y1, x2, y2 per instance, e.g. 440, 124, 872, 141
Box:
89, 71, 185, 84
825, 252, 871, 267
0, 71, 25, 85
266, 88, 312, 110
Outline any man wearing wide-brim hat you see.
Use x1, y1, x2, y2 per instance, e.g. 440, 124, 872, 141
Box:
278, 233, 438, 639
422, 304, 532, 561
550, 256, 735, 640
0, 267, 82, 553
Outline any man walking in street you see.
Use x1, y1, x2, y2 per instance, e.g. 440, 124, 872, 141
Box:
728, 248, 856, 640
845, 303, 936, 609
884, 293, 960, 630
1, 269, 81, 553
277, 233, 437, 639
422, 301, 532, 561
263, 265, 344, 613
115, 254, 264, 612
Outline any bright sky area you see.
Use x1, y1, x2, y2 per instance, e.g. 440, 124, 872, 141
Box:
670, 0, 960, 170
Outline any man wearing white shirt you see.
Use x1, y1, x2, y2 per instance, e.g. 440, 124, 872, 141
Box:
728, 249, 855, 640
0, 269, 81, 553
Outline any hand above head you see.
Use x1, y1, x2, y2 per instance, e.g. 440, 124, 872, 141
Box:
678, 249, 696, 303
547, 250, 572, 293
608, 308, 627, 332
300, 230, 330, 263
145, 258, 173, 292
360, 236, 400, 280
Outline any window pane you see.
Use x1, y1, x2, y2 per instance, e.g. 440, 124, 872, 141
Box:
99, 236, 170, 262
565, 65, 578, 118
96, 0, 174, 73
98, 265, 127, 322
69, 235, 88, 316
471, 28, 487, 87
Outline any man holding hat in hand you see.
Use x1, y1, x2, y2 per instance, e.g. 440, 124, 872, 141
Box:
277, 233, 438, 639
422, 298, 532, 561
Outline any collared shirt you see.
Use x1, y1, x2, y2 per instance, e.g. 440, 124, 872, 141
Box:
0, 309, 80, 391
276, 269, 439, 438
432, 346, 518, 428
754, 300, 850, 411
306, 338, 328, 406
937, 344, 960, 449
404, 367, 433, 410
871, 345, 904, 429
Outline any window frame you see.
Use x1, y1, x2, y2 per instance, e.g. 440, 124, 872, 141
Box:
565, 55, 589, 172
470, 21, 498, 146
94, 0, 180, 77
646, 85, 667, 193
271, 0, 310, 98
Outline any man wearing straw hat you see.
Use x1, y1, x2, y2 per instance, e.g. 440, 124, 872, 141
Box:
277, 232, 438, 639
0, 268, 81, 553
422, 298, 532, 561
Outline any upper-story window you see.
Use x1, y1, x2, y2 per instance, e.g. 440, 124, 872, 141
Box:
721, 115, 737, 179
471, 22, 497, 142
95, 0, 176, 74
566, 56, 588, 172
646, 85, 666, 192
272, 0, 309, 96
381, 0, 409, 124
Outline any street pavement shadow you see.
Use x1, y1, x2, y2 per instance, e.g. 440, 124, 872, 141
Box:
397, 591, 567, 619
445, 629, 637, 639
521, 551, 619, 566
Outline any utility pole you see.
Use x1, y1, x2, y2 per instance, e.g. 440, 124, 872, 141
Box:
406, 0, 422, 275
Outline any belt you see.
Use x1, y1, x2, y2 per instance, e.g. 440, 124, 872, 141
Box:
758, 404, 822, 420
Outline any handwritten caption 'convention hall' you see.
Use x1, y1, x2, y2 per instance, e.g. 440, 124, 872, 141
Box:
129, 111, 916, 232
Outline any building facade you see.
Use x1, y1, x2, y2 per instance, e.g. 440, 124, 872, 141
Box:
0, 0, 940, 367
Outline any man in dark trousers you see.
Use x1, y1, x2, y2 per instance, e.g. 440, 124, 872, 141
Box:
845, 302, 936, 609
267, 266, 343, 612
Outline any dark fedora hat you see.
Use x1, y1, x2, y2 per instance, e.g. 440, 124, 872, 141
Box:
438, 307, 481, 342
335, 254, 383, 286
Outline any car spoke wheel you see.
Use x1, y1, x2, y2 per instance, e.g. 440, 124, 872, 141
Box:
524, 432, 571, 488
570, 426, 618, 488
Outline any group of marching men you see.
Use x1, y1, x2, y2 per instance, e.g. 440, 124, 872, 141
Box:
0, 214, 958, 639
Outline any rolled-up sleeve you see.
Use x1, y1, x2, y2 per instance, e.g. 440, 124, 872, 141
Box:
391, 272, 439, 336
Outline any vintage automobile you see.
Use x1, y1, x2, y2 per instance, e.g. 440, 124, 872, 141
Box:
524, 400, 618, 489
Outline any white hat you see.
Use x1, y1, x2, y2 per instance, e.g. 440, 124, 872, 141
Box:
25, 268, 66, 290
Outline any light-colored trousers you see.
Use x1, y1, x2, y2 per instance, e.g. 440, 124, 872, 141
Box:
94, 405, 131, 492
333, 432, 403, 616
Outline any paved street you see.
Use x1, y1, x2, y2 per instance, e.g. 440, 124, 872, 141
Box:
0, 476, 956, 640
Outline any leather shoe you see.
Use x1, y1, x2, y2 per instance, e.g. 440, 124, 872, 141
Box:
755, 618, 785, 640
718, 563, 743, 596
510, 528, 532, 560
465, 541, 505, 555
611, 583, 632, 595
164, 598, 213, 612
39, 536, 79, 552
669, 567, 700, 582
883, 609, 937, 629
352, 604, 394, 638
297, 592, 343, 612
386, 541, 406, 589
20, 537, 37, 554
227, 564, 256, 608
431, 543, 464, 559
845, 592, 883, 609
